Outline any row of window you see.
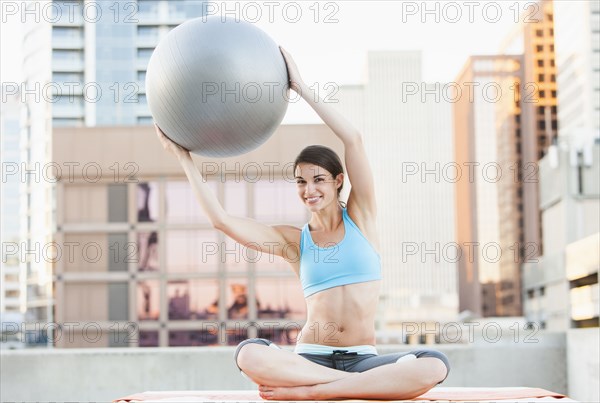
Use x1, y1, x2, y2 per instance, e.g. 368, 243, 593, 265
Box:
61, 182, 306, 225
57, 230, 296, 274
535, 44, 555, 53
537, 59, 556, 67
58, 277, 305, 323
535, 28, 554, 37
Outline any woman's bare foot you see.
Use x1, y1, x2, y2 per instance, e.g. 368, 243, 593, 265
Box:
258, 384, 318, 401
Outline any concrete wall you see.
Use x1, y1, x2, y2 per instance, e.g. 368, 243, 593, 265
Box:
1, 334, 569, 402
567, 328, 599, 403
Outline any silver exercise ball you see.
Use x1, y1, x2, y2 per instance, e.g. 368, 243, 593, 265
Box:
146, 16, 289, 158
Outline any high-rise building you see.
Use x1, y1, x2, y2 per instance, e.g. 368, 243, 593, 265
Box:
1, 85, 23, 316
335, 51, 458, 332
495, 0, 559, 316
50, 0, 206, 127
453, 55, 523, 317
19, 0, 206, 343
522, 140, 599, 330
553, 0, 600, 139
520, 0, 600, 331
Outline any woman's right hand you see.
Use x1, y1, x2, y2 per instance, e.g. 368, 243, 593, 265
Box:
154, 123, 191, 160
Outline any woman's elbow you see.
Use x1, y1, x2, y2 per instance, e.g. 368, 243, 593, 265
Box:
210, 214, 228, 231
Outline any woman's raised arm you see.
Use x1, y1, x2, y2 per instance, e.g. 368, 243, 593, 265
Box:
155, 124, 298, 261
280, 48, 377, 219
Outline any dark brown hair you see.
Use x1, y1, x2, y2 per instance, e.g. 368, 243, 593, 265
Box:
294, 145, 345, 205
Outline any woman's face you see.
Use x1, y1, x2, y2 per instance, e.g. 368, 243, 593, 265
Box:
295, 163, 343, 211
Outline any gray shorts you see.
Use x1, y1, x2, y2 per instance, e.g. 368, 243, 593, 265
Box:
234, 338, 450, 384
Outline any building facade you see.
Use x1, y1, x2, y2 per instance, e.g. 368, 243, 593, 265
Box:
522, 140, 599, 330
453, 55, 524, 317
1, 86, 22, 316
553, 0, 600, 139
19, 0, 206, 344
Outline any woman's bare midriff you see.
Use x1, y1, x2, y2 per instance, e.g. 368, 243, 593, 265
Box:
296, 280, 381, 347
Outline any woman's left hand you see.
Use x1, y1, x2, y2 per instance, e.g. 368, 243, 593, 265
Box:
279, 46, 306, 94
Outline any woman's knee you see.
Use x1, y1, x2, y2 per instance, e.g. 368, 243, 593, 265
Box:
234, 338, 280, 372
411, 349, 450, 384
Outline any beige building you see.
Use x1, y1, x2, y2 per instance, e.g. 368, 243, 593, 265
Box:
497, 0, 559, 316
453, 55, 523, 317
454, 0, 559, 317
522, 141, 599, 330
52, 124, 345, 347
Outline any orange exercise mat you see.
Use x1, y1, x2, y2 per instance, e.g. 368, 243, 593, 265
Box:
114, 387, 573, 402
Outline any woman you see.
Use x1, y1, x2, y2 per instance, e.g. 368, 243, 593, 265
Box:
155, 48, 450, 401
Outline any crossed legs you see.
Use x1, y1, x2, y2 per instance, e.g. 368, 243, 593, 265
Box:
234, 339, 450, 401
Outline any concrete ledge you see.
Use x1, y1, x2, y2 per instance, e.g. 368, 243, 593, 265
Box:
1, 335, 567, 402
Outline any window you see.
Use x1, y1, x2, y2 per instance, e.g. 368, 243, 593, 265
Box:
538, 74, 544, 81
539, 90, 546, 98
551, 90, 557, 98
224, 181, 247, 217
256, 276, 306, 320
169, 330, 219, 347
165, 230, 219, 273
137, 281, 160, 320
137, 232, 159, 272
108, 184, 128, 222
538, 121, 546, 130
536, 29, 543, 37
139, 331, 159, 347
53, 50, 82, 61
108, 233, 129, 272
536, 45, 543, 52
537, 60, 544, 67
137, 48, 154, 60
166, 181, 217, 223
137, 182, 159, 222
167, 279, 219, 321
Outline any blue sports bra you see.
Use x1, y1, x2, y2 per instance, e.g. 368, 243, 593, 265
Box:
299, 208, 382, 298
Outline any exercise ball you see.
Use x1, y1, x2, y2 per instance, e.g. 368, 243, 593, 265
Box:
146, 16, 289, 157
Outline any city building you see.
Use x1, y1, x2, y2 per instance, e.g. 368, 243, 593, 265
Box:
494, 0, 559, 316
553, 0, 600, 139
19, 0, 206, 344
522, 138, 599, 330
519, 0, 600, 332
453, 55, 524, 317
1, 86, 22, 316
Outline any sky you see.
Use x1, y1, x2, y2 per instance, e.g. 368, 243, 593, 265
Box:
1, 0, 534, 123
